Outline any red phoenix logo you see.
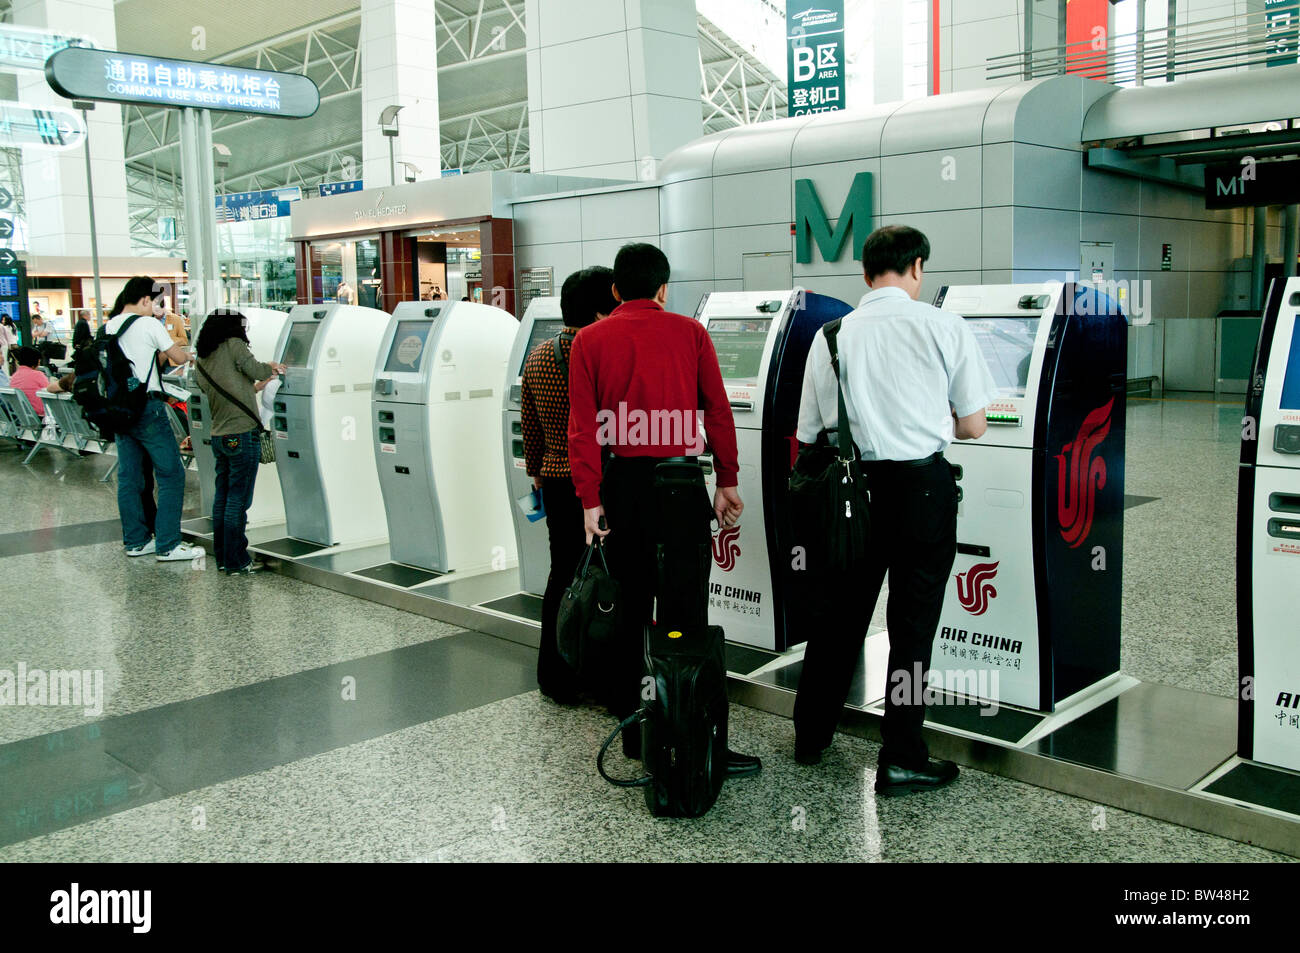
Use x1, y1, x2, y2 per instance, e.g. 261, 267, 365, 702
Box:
955, 561, 999, 615
711, 526, 741, 572
1056, 397, 1114, 548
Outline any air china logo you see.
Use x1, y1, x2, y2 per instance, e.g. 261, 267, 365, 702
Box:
712, 526, 741, 572
1056, 397, 1114, 549
955, 561, 999, 616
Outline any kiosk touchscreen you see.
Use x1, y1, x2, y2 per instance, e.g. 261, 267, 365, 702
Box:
270, 303, 390, 548
931, 282, 1127, 711
1237, 277, 1300, 773
372, 301, 519, 576
188, 307, 289, 529
695, 289, 853, 650
502, 296, 563, 595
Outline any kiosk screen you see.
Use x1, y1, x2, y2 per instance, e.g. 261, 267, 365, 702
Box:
968, 317, 1038, 398
384, 320, 433, 373
520, 319, 563, 373
707, 318, 772, 385
280, 322, 320, 368
1281, 316, 1300, 411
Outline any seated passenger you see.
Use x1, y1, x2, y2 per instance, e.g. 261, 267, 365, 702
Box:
9, 346, 50, 416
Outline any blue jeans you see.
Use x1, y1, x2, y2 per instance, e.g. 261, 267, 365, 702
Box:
117, 398, 187, 554
212, 429, 261, 571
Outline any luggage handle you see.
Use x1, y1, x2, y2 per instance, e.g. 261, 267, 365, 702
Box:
596, 711, 651, 788
575, 537, 611, 580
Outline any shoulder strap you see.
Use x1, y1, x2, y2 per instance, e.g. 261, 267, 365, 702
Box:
550, 332, 568, 379
196, 362, 264, 432
822, 319, 854, 462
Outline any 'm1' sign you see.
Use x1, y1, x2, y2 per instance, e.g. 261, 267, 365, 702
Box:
794, 171, 872, 264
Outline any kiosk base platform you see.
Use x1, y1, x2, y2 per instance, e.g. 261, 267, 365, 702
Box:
354, 563, 445, 587
183, 521, 1300, 858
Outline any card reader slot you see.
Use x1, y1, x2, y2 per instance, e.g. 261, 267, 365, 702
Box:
511, 421, 522, 435
273, 401, 286, 413
272, 416, 287, 432
512, 438, 525, 459
729, 400, 755, 412
377, 410, 395, 423
379, 427, 396, 444
957, 543, 990, 557
1267, 518, 1300, 540
1269, 493, 1300, 514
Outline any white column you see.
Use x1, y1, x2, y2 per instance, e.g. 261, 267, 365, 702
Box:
361, 0, 441, 187
13, 0, 130, 259
526, 0, 702, 181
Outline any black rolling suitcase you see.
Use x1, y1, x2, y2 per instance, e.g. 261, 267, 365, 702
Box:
598, 622, 729, 817
596, 460, 730, 818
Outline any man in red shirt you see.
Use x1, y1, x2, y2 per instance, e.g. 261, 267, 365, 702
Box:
567, 243, 757, 774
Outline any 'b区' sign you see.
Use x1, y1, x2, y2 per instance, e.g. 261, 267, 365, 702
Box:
46, 47, 319, 118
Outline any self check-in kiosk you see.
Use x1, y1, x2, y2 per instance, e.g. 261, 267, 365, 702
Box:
188, 307, 290, 528
502, 296, 564, 595
931, 282, 1127, 712
1237, 276, 1300, 773
695, 289, 853, 651
371, 300, 519, 578
270, 303, 390, 549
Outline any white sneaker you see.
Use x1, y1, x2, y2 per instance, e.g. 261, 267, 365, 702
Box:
156, 541, 202, 562
125, 539, 156, 557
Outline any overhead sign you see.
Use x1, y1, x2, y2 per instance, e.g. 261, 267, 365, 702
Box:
0, 187, 11, 210
46, 47, 320, 118
0, 250, 17, 267
0, 24, 95, 72
215, 187, 302, 224
786, 3, 845, 117
0, 103, 85, 149
1265, 0, 1299, 67
441, 168, 462, 178
1206, 159, 1300, 209
0, 219, 12, 240
319, 180, 362, 197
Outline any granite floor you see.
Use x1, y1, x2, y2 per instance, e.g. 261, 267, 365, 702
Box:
0, 396, 1290, 861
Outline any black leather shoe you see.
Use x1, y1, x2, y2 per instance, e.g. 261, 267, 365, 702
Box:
725, 749, 761, 777
874, 759, 959, 797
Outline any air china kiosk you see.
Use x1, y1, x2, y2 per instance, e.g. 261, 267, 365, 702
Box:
695, 289, 853, 650
366, 300, 519, 585
1233, 277, 1300, 776
500, 296, 564, 601
931, 282, 1127, 713
187, 307, 290, 529
266, 303, 390, 553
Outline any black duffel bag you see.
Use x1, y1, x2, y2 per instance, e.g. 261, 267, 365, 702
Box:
555, 539, 621, 676
786, 317, 872, 573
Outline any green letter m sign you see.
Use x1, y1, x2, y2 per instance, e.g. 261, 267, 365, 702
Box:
794, 171, 873, 264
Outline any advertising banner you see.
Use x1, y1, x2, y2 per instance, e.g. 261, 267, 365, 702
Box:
786, 3, 845, 117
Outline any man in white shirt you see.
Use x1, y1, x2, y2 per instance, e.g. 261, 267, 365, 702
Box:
103, 276, 202, 563
792, 225, 999, 797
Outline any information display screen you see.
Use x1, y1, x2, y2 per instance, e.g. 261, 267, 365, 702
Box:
967, 316, 1039, 398
0, 301, 18, 323
0, 275, 18, 296
520, 319, 563, 373
707, 317, 771, 385
384, 320, 432, 373
1281, 315, 1300, 411
279, 322, 320, 368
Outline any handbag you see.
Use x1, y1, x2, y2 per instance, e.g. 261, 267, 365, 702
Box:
195, 362, 276, 464
555, 539, 622, 675
786, 318, 872, 573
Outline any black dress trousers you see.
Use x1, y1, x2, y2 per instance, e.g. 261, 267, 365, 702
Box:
793, 456, 959, 770
536, 475, 586, 700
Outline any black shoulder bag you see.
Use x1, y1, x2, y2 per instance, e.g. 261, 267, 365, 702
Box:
555, 539, 622, 676
196, 362, 276, 464
786, 319, 872, 574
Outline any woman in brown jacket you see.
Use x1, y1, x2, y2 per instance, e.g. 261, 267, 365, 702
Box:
195, 310, 285, 575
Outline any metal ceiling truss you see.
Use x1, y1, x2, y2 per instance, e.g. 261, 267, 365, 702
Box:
122, 4, 787, 252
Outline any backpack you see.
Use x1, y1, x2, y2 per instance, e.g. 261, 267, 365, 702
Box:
71, 315, 154, 440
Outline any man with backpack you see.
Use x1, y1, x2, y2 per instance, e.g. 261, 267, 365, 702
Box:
567, 243, 760, 779
93, 276, 202, 562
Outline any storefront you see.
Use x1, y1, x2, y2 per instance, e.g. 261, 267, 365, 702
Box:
286, 171, 609, 317
18, 255, 188, 333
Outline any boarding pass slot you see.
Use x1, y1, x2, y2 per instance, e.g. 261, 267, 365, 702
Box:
1270, 493, 1300, 514
985, 413, 1023, 427
957, 543, 990, 557
729, 400, 755, 412
1268, 518, 1300, 539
